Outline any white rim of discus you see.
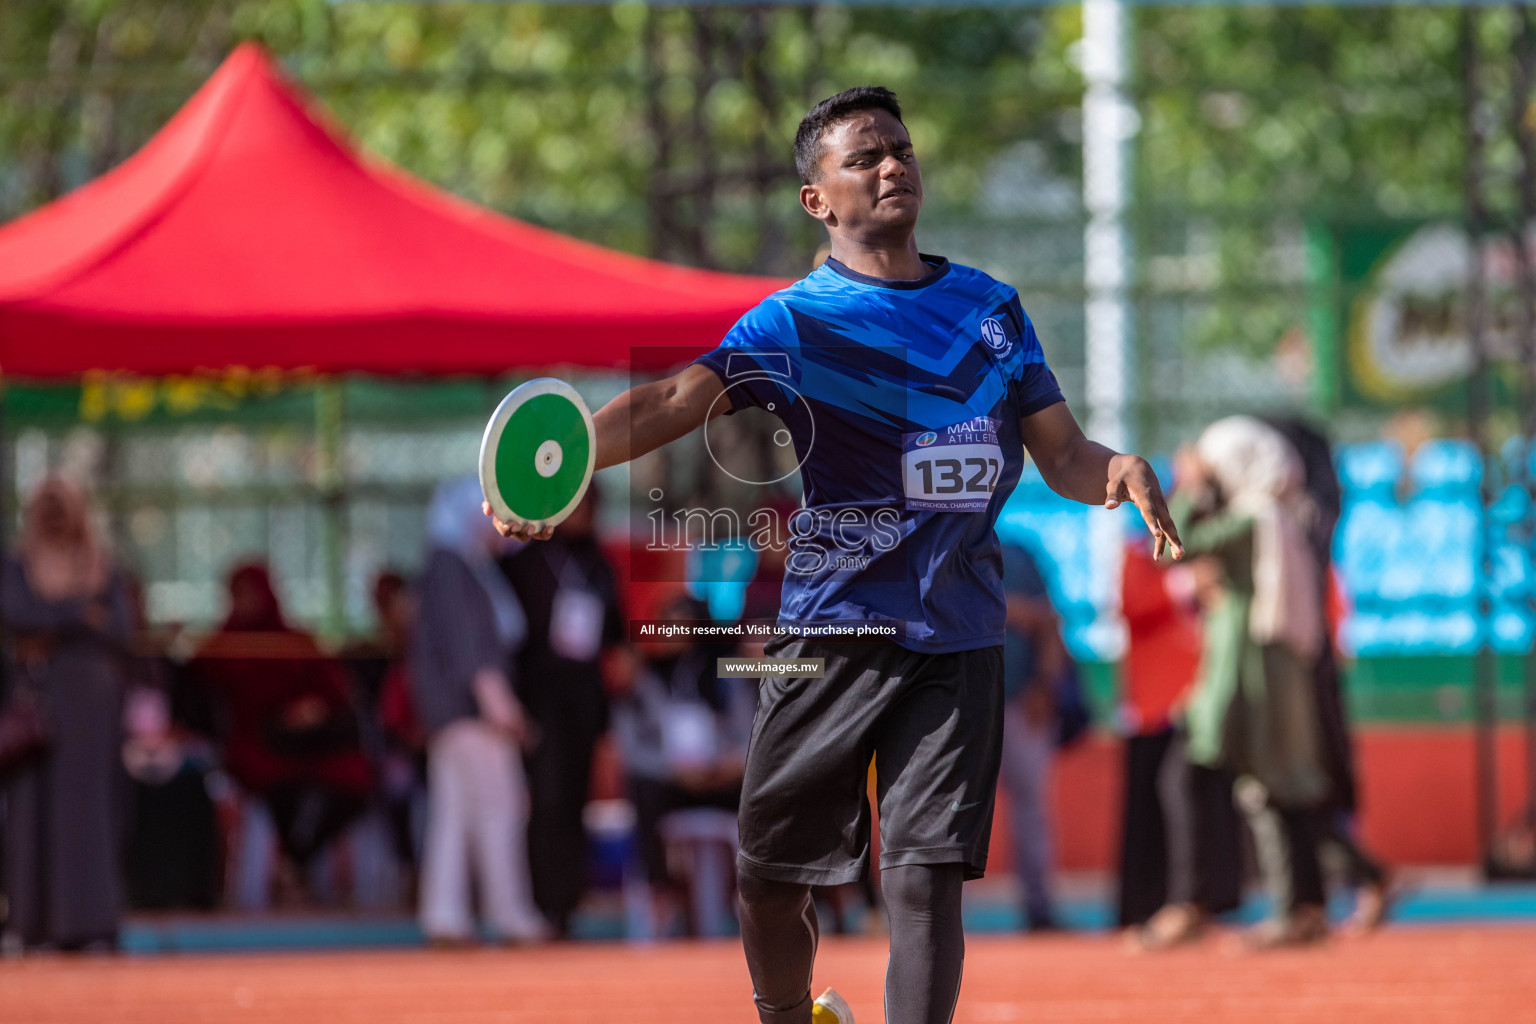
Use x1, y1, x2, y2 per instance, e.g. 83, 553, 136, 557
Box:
478, 377, 596, 531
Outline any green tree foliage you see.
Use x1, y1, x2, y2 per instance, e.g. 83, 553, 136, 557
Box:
1139, 6, 1469, 216
1133, 6, 1529, 365
0, 0, 1074, 276
1, 2, 1527, 366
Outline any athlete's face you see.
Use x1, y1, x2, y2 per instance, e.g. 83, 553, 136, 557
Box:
800, 109, 922, 242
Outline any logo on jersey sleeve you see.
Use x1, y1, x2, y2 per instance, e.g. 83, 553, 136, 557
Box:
980, 317, 1009, 353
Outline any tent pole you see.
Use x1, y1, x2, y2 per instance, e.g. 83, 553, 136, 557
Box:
1463, 6, 1501, 878
317, 379, 346, 641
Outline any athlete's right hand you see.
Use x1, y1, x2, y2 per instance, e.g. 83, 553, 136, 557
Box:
483, 500, 555, 542
1105, 455, 1185, 562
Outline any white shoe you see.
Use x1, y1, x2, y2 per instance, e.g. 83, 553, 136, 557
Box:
811, 988, 854, 1024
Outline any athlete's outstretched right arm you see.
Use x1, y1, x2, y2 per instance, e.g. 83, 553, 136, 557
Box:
591, 362, 728, 471
485, 363, 726, 540
1019, 401, 1184, 561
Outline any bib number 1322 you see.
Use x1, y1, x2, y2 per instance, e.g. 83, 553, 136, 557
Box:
902, 418, 1004, 512
912, 455, 999, 495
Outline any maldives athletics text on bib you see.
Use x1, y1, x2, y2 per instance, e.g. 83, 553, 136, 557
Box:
479, 378, 596, 530
901, 416, 1004, 512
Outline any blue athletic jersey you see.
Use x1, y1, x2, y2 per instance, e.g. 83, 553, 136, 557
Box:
693, 255, 1064, 653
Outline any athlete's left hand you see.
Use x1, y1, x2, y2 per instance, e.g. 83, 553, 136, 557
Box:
483, 501, 555, 542
1105, 454, 1185, 561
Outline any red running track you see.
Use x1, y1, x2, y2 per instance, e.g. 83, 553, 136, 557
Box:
3, 927, 1534, 1024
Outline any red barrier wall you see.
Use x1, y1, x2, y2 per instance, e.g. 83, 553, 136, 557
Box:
986, 726, 1534, 871
594, 725, 1529, 870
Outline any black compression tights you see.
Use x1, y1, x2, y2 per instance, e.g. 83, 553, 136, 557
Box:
739, 864, 965, 1024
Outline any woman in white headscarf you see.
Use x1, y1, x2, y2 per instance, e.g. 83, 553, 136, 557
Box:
410, 475, 548, 944
1169, 416, 1331, 948
2, 476, 132, 950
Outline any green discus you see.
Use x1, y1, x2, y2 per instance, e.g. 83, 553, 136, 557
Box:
478, 378, 595, 530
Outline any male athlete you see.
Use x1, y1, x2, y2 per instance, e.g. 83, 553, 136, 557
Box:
488, 87, 1183, 1024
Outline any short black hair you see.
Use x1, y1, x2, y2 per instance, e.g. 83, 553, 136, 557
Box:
794, 86, 904, 186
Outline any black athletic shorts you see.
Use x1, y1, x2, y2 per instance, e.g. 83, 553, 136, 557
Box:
736, 636, 1005, 886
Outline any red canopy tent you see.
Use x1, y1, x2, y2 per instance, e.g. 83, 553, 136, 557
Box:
0, 44, 785, 378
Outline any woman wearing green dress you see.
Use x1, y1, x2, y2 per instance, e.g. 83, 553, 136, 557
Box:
1171, 416, 1331, 948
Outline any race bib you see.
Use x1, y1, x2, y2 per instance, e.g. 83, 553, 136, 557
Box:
902, 417, 1004, 512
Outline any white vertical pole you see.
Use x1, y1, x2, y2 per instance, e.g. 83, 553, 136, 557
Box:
1081, 0, 1136, 660
1081, 0, 1135, 454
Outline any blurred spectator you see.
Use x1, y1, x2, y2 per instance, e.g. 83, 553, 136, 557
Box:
1172, 417, 1331, 949
120, 573, 220, 912
338, 569, 422, 910
371, 571, 426, 893
186, 563, 372, 909
612, 595, 752, 935
412, 476, 547, 945
500, 485, 624, 937
997, 540, 1068, 932
1117, 537, 1243, 948
1, 478, 131, 951
1116, 535, 1195, 933
122, 683, 221, 911
1263, 416, 1392, 931
341, 572, 410, 710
